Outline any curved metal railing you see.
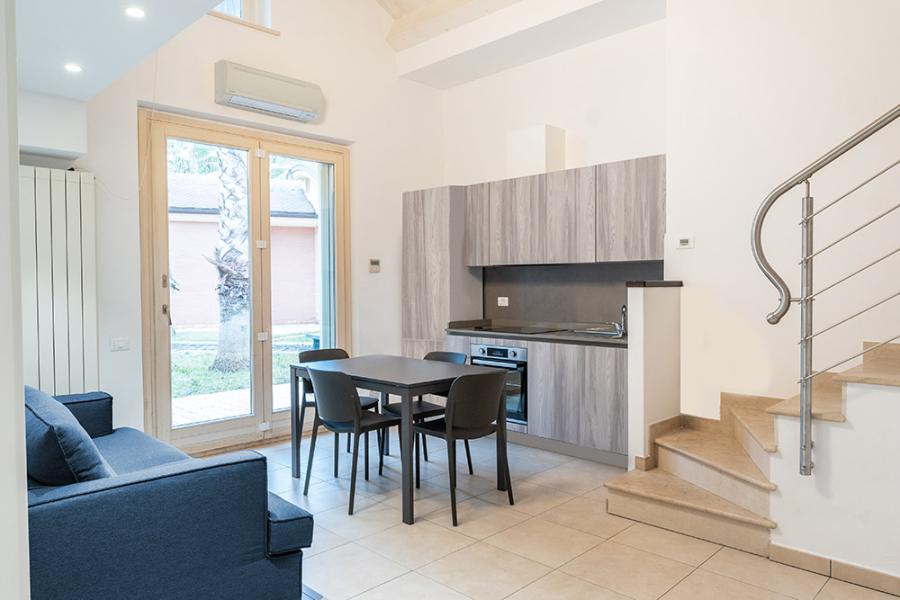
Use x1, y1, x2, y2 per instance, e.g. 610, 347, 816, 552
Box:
750, 103, 900, 475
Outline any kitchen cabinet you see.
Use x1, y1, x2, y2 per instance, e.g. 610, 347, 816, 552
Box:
464, 183, 491, 267
544, 166, 596, 263
596, 155, 666, 262
402, 186, 482, 356
488, 174, 545, 266
527, 341, 627, 454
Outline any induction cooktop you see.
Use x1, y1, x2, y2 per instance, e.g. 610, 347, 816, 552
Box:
482, 326, 568, 335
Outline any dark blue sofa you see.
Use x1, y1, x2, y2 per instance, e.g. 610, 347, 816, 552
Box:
26, 391, 313, 600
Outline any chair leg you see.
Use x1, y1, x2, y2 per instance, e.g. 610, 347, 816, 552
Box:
364, 431, 370, 481
504, 446, 515, 506
377, 428, 385, 476
415, 432, 421, 489
303, 417, 319, 496
297, 399, 308, 455
349, 433, 360, 515
464, 440, 474, 475
333, 431, 340, 478
421, 433, 429, 462
346, 432, 351, 454
447, 438, 458, 527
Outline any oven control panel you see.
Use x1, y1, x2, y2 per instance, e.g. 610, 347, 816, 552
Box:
470, 344, 527, 362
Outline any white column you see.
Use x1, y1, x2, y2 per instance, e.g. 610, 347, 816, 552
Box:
0, 0, 31, 596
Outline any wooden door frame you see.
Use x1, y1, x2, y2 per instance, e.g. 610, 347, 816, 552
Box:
137, 109, 351, 450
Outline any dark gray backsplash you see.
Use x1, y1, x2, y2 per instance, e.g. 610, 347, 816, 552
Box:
483, 261, 664, 324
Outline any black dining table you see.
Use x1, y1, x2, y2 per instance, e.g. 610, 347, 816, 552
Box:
289, 354, 509, 524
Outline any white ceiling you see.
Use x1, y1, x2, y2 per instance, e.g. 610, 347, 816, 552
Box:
16, 0, 220, 100
376, 0, 437, 20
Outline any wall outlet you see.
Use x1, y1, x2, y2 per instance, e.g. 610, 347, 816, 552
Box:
497, 296, 509, 307
676, 235, 695, 250
110, 338, 130, 352
368, 258, 381, 273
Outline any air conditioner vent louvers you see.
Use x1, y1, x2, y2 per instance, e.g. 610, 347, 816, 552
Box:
215, 60, 324, 123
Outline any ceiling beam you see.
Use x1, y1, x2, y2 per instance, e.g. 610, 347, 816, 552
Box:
385, 0, 520, 50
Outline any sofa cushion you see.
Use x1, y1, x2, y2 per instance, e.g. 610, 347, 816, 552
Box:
267, 492, 314, 555
93, 427, 189, 475
24, 386, 115, 486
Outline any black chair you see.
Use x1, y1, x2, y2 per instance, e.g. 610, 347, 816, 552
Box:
382, 351, 474, 480
297, 349, 379, 476
414, 371, 514, 526
303, 368, 402, 514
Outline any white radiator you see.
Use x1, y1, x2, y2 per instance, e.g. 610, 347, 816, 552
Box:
18, 166, 99, 395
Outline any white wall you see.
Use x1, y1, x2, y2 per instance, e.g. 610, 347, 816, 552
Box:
771, 383, 900, 577
0, 0, 31, 596
77, 0, 445, 429
17, 91, 87, 158
442, 20, 665, 184
667, 0, 900, 418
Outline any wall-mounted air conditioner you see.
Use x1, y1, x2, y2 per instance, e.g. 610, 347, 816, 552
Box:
215, 60, 325, 123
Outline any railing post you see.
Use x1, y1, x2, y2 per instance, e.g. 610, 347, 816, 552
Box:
800, 180, 815, 475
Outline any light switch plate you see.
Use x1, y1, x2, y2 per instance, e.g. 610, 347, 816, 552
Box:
110, 338, 130, 352
676, 235, 695, 250
497, 296, 509, 307
369, 258, 381, 273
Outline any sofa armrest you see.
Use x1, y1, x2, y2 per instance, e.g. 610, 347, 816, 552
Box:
28, 451, 301, 600
267, 492, 314, 556
54, 391, 113, 438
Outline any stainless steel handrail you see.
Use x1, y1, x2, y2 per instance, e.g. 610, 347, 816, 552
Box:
752, 104, 900, 325
751, 103, 900, 476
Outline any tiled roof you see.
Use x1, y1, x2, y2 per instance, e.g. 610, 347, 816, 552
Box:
168, 173, 317, 217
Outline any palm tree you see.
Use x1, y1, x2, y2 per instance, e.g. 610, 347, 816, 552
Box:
208, 146, 251, 372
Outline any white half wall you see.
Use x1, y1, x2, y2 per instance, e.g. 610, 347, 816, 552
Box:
77, 0, 445, 429
771, 383, 900, 577
0, 0, 31, 595
627, 285, 681, 468
17, 91, 87, 158
443, 20, 665, 184
666, 0, 900, 418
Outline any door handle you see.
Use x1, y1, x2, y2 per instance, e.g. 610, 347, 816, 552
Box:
162, 303, 172, 327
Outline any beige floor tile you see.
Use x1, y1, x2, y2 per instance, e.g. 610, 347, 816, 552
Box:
539, 496, 633, 538
428, 472, 504, 496
275, 482, 380, 515
560, 541, 693, 600
507, 571, 632, 600
703, 547, 828, 600
479, 480, 574, 515
303, 543, 408, 600
816, 579, 900, 600
357, 520, 476, 570
313, 502, 404, 541
523, 461, 624, 495
418, 542, 552, 600
353, 572, 470, 600
425, 497, 529, 539
378, 480, 473, 517
484, 517, 603, 568
661, 569, 792, 600
610, 523, 721, 566
305, 525, 349, 558
582, 486, 610, 502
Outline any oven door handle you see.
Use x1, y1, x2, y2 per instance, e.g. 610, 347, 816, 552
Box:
472, 359, 521, 369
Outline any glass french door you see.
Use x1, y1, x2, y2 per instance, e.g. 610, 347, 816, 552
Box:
143, 114, 347, 451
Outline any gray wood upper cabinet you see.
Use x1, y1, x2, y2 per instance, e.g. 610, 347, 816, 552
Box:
485, 167, 595, 266
464, 183, 491, 267
402, 186, 483, 342
545, 166, 597, 263
596, 155, 666, 262
527, 341, 627, 454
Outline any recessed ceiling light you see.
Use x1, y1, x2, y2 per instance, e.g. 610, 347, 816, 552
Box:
64, 63, 83, 73
125, 6, 145, 18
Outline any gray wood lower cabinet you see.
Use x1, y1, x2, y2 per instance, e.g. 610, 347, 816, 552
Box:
527, 341, 627, 454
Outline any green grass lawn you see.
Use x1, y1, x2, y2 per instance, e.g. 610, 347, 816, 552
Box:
172, 350, 298, 398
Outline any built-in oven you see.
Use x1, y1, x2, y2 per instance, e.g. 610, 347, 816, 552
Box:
470, 344, 527, 425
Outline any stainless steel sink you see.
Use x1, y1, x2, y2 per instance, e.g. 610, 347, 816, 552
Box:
570, 323, 625, 338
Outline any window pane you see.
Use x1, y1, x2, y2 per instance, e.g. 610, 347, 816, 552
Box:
166, 138, 253, 427
214, 0, 242, 18
269, 154, 336, 412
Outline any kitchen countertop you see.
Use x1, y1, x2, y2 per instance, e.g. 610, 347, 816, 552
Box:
447, 320, 627, 348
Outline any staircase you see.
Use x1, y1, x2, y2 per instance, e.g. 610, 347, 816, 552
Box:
605, 341, 900, 562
